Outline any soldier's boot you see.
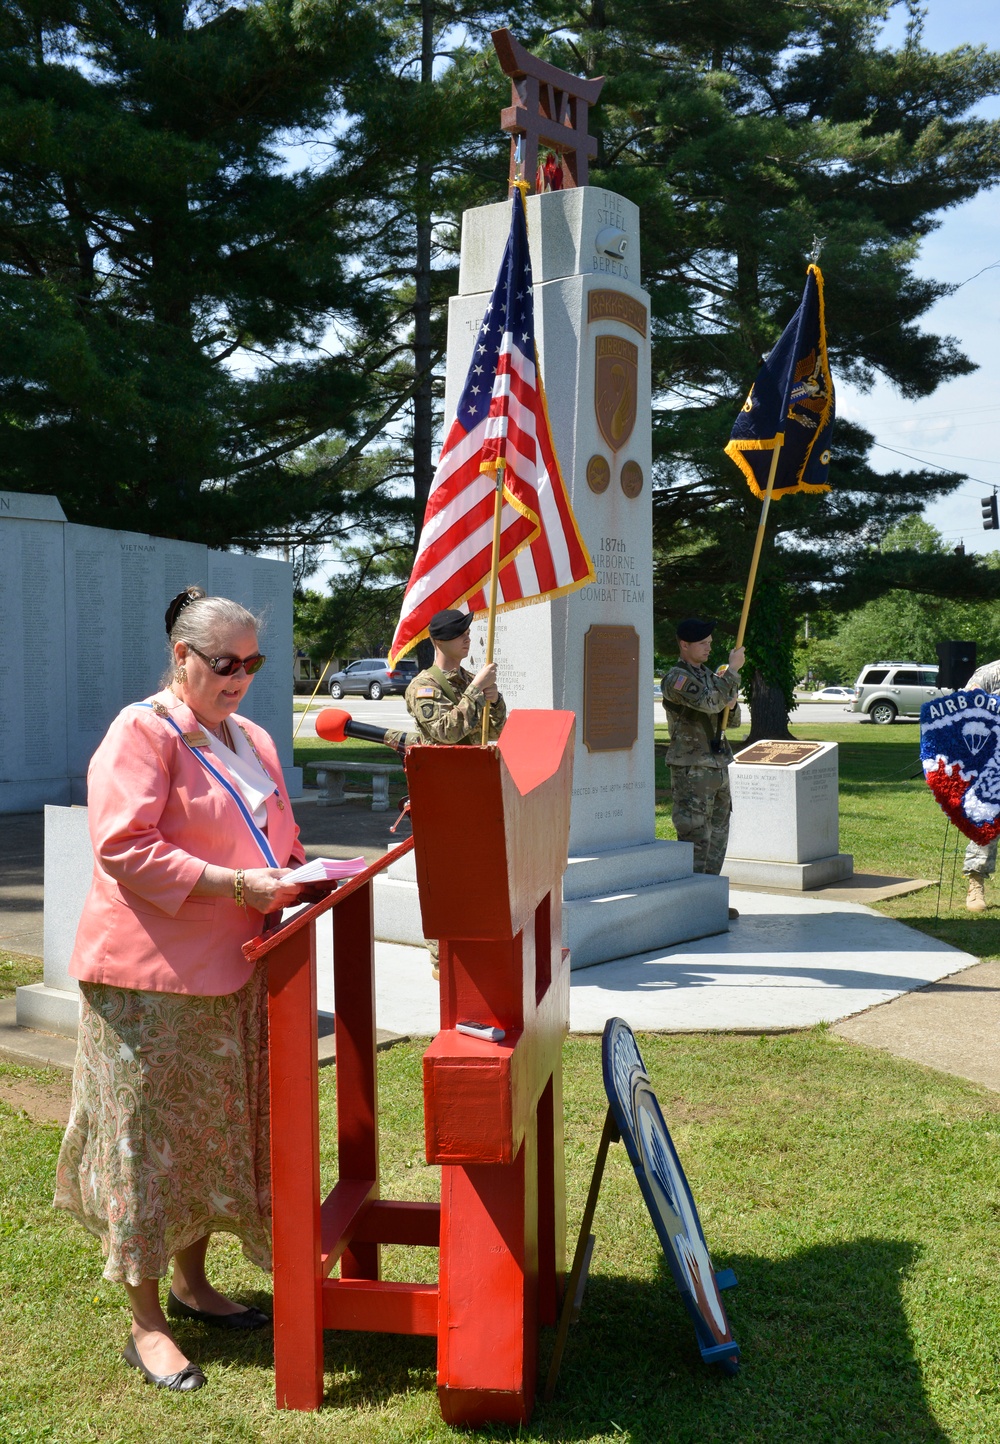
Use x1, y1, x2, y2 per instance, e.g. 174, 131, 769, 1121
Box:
728, 907, 740, 920
966, 873, 988, 913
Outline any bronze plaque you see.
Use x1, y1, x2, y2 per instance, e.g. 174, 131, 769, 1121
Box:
734, 740, 823, 767
595, 335, 638, 454
586, 454, 611, 493
620, 460, 643, 497
588, 289, 648, 338
583, 624, 639, 752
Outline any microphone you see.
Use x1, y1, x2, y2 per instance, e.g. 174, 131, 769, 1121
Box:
315, 708, 409, 756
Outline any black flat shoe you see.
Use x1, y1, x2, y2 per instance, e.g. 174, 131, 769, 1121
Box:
167, 1289, 271, 1330
122, 1336, 206, 1392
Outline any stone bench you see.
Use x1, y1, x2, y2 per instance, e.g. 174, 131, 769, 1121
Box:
304, 760, 403, 813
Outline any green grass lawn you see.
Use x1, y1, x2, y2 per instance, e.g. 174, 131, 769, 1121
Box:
2, 1034, 999, 1441
0, 950, 43, 998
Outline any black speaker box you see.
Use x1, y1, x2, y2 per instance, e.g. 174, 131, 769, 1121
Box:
935, 640, 977, 690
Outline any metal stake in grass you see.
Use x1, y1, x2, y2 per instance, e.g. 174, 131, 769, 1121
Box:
935, 818, 950, 920
947, 822, 963, 913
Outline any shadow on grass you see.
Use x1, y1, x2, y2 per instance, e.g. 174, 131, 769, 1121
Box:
531, 1236, 946, 1438
217, 1239, 947, 1442
889, 912, 1000, 961
532, 1238, 944, 1443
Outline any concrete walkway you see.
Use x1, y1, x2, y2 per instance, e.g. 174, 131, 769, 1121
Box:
834, 959, 1000, 1093
309, 890, 978, 1038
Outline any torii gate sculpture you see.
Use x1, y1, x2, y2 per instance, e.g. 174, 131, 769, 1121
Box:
493, 28, 605, 190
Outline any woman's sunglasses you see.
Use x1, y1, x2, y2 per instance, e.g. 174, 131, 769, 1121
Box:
188, 646, 267, 677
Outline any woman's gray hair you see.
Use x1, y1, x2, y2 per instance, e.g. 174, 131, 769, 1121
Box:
162, 585, 263, 684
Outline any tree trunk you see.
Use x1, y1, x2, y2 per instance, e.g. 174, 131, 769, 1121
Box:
744, 668, 793, 744
411, 0, 434, 545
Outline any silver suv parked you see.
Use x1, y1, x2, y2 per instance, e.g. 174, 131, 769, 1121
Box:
327, 657, 419, 700
851, 661, 951, 724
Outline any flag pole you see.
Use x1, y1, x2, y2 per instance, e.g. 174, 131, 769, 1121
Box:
293, 656, 334, 741
480, 459, 506, 744
480, 143, 530, 745
720, 432, 783, 732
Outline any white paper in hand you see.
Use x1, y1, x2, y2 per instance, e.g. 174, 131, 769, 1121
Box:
284, 856, 368, 885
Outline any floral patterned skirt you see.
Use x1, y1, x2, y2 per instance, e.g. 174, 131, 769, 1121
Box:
53, 970, 272, 1286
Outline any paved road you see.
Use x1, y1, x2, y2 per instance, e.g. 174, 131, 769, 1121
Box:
788, 702, 868, 726
294, 694, 411, 739
292, 693, 875, 738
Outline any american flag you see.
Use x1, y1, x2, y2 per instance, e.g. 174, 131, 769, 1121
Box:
389, 188, 594, 664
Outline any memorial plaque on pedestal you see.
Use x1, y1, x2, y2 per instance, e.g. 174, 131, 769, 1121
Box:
582, 624, 639, 752
724, 738, 853, 889
734, 740, 823, 767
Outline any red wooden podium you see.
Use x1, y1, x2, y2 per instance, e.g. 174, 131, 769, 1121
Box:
244, 709, 575, 1426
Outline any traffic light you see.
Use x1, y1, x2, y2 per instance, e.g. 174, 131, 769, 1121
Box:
982, 491, 998, 530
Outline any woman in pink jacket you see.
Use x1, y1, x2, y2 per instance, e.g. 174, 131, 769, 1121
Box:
55, 586, 307, 1393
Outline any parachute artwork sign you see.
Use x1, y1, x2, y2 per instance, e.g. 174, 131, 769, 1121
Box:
602, 1018, 740, 1372
920, 689, 1000, 844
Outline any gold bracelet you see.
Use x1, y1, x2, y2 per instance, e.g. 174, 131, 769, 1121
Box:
233, 869, 246, 910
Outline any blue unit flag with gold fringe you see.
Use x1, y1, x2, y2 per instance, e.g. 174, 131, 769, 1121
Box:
725, 264, 835, 500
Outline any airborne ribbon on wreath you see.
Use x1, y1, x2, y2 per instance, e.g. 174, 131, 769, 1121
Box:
920, 690, 1000, 844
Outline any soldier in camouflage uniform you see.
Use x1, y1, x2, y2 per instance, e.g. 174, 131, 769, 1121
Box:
661, 618, 744, 918
963, 657, 1000, 912
404, 609, 507, 975
404, 609, 507, 746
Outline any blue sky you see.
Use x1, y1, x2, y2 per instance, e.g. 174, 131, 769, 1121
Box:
840, 0, 1000, 554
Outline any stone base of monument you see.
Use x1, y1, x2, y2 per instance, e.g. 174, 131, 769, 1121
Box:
15, 805, 90, 1039
722, 739, 853, 893
722, 853, 854, 890
15, 983, 80, 1038
373, 840, 730, 969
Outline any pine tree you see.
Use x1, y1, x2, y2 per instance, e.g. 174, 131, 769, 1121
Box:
332, 1, 528, 541
0, 0, 394, 546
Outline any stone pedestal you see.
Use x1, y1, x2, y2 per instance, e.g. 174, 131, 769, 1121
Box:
15, 805, 90, 1037
374, 187, 728, 967
722, 741, 853, 890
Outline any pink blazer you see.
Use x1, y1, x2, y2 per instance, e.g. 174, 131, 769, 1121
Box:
70, 690, 305, 997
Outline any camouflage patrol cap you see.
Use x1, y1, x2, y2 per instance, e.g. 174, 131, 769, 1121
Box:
429, 608, 473, 641
676, 617, 715, 643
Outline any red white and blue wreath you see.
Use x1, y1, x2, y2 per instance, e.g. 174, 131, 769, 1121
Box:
920, 690, 1000, 844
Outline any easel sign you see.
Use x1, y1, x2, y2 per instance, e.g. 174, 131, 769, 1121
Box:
546, 1019, 739, 1396
603, 1019, 740, 1372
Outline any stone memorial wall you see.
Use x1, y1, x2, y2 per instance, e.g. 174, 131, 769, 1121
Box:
1, 492, 299, 813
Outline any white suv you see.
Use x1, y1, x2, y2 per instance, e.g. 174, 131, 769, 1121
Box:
851, 661, 951, 724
